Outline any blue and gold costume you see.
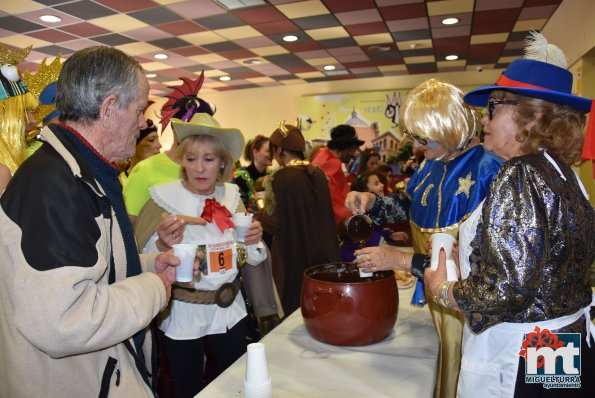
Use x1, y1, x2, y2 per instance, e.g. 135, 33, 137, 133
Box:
407, 145, 502, 233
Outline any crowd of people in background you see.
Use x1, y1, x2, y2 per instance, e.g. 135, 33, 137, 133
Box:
1, 31, 593, 398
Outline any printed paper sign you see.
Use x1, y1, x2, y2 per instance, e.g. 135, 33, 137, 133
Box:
205, 240, 236, 276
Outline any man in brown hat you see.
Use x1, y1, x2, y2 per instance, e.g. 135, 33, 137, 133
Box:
259, 122, 340, 315
311, 124, 364, 225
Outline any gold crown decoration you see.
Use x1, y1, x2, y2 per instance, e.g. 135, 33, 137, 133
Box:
0, 44, 33, 65
23, 54, 63, 124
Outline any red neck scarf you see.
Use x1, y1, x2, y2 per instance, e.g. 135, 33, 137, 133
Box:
201, 198, 235, 233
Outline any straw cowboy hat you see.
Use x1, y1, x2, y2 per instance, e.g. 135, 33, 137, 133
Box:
171, 113, 245, 162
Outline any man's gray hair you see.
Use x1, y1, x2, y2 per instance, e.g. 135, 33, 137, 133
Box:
56, 46, 142, 123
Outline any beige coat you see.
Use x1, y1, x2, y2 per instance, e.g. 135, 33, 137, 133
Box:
0, 125, 166, 397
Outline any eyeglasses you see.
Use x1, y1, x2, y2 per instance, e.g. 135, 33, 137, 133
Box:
403, 130, 428, 146
486, 100, 519, 120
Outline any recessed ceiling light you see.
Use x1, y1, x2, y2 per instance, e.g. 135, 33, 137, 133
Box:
445, 55, 459, 61
39, 15, 61, 23
154, 53, 168, 60
219, 76, 231, 81
146, 73, 157, 78
283, 35, 298, 42
323, 65, 336, 71
442, 17, 459, 25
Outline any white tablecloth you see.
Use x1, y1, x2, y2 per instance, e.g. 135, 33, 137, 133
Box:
197, 284, 438, 397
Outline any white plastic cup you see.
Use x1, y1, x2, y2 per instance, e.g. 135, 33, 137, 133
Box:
430, 233, 458, 281
233, 213, 254, 242
355, 254, 373, 278
172, 243, 195, 282
245, 343, 270, 385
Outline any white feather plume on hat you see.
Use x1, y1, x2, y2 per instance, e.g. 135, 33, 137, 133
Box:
524, 31, 568, 68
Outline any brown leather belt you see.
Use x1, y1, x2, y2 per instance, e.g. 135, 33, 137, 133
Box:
172, 276, 241, 308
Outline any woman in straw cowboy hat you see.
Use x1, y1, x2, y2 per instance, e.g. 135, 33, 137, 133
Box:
423, 32, 594, 397
135, 112, 268, 397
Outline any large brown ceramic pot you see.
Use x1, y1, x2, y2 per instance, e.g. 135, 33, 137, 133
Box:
301, 263, 398, 346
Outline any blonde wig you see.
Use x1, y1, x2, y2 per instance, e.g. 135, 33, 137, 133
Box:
176, 134, 233, 183
0, 91, 38, 173
400, 78, 480, 153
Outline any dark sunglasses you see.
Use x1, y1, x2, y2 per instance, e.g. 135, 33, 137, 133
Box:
403, 130, 428, 146
486, 100, 519, 120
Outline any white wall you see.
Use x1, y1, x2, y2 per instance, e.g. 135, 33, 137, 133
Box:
542, 0, 595, 68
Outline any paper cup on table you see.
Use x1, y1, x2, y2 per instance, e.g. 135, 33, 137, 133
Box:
172, 243, 195, 282
233, 213, 253, 243
430, 233, 458, 281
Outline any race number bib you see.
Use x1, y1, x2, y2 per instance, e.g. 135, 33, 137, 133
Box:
205, 239, 236, 277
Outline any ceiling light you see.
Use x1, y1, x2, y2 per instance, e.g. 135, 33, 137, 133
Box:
445, 55, 459, 61
283, 35, 298, 42
146, 73, 157, 78
323, 65, 335, 71
441, 18, 459, 25
39, 15, 61, 23
154, 53, 168, 60
219, 76, 231, 81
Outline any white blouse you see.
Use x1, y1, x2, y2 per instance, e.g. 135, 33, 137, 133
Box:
143, 181, 266, 340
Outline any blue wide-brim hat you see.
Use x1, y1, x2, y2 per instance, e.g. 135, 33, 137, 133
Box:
465, 56, 595, 169
464, 58, 592, 112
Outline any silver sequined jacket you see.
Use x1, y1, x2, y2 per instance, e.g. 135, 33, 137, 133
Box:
453, 153, 595, 334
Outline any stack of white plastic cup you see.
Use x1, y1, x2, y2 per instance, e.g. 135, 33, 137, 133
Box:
430, 233, 458, 281
244, 343, 271, 398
